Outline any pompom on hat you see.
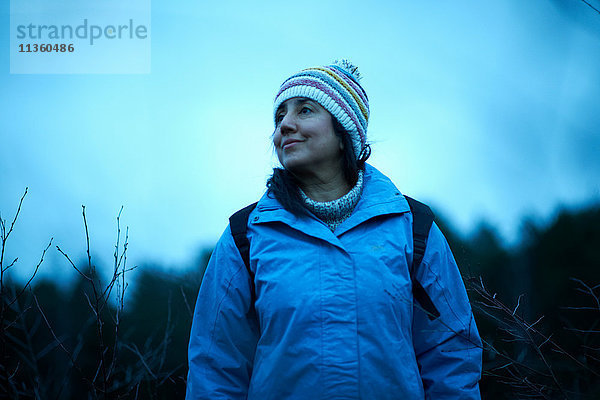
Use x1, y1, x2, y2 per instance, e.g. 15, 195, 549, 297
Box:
273, 60, 369, 160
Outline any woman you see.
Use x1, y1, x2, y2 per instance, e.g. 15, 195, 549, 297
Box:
187, 61, 482, 399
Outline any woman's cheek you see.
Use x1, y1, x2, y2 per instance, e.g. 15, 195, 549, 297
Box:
273, 129, 282, 148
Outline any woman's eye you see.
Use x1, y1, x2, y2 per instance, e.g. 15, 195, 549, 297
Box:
300, 107, 312, 114
275, 114, 284, 124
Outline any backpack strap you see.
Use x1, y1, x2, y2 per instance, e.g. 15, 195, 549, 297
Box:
405, 196, 440, 320
229, 202, 258, 285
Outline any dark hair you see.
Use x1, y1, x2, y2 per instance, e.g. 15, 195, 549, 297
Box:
266, 118, 371, 215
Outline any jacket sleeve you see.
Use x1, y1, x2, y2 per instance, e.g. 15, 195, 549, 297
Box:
186, 225, 260, 400
412, 222, 482, 399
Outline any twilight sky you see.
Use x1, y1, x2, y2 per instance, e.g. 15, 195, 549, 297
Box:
1, 0, 599, 283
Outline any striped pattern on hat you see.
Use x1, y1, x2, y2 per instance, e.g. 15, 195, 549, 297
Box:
273, 60, 369, 160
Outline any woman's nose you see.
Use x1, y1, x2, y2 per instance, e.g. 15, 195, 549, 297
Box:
279, 113, 296, 135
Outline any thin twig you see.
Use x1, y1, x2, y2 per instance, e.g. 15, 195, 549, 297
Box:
2, 258, 18, 274
56, 246, 91, 281
123, 343, 157, 379
8, 239, 53, 308
581, 0, 600, 15
180, 286, 193, 318
33, 295, 85, 378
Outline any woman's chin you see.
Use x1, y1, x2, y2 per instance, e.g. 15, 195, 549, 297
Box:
281, 157, 309, 173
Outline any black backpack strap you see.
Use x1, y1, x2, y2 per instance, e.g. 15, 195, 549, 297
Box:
229, 202, 258, 281
405, 196, 441, 321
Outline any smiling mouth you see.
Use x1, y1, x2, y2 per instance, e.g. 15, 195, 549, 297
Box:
283, 140, 302, 150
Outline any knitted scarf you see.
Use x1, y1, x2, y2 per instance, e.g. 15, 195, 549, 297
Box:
299, 170, 364, 232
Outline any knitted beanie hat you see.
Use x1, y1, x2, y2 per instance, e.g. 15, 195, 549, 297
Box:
273, 60, 369, 160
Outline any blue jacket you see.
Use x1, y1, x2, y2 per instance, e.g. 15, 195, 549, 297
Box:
187, 164, 482, 399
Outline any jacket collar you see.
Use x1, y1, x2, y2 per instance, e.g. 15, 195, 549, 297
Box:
335, 163, 409, 235
251, 164, 410, 246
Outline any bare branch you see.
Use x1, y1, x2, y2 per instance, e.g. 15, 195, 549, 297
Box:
82, 205, 92, 274
123, 343, 157, 379
468, 275, 600, 397
1, 188, 28, 297
8, 239, 53, 307
33, 295, 83, 375
512, 294, 524, 316
563, 327, 600, 334
180, 286, 193, 318
2, 258, 18, 273
56, 246, 91, 281
2, 187, 28, 243
525, 315, 545, 332
581, 0, 600, 15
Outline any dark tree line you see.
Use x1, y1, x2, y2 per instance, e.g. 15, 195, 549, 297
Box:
441, 206, 600, 399
1, 189, 599, 399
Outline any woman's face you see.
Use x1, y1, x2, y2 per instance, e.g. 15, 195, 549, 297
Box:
273, 97, 343, 177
